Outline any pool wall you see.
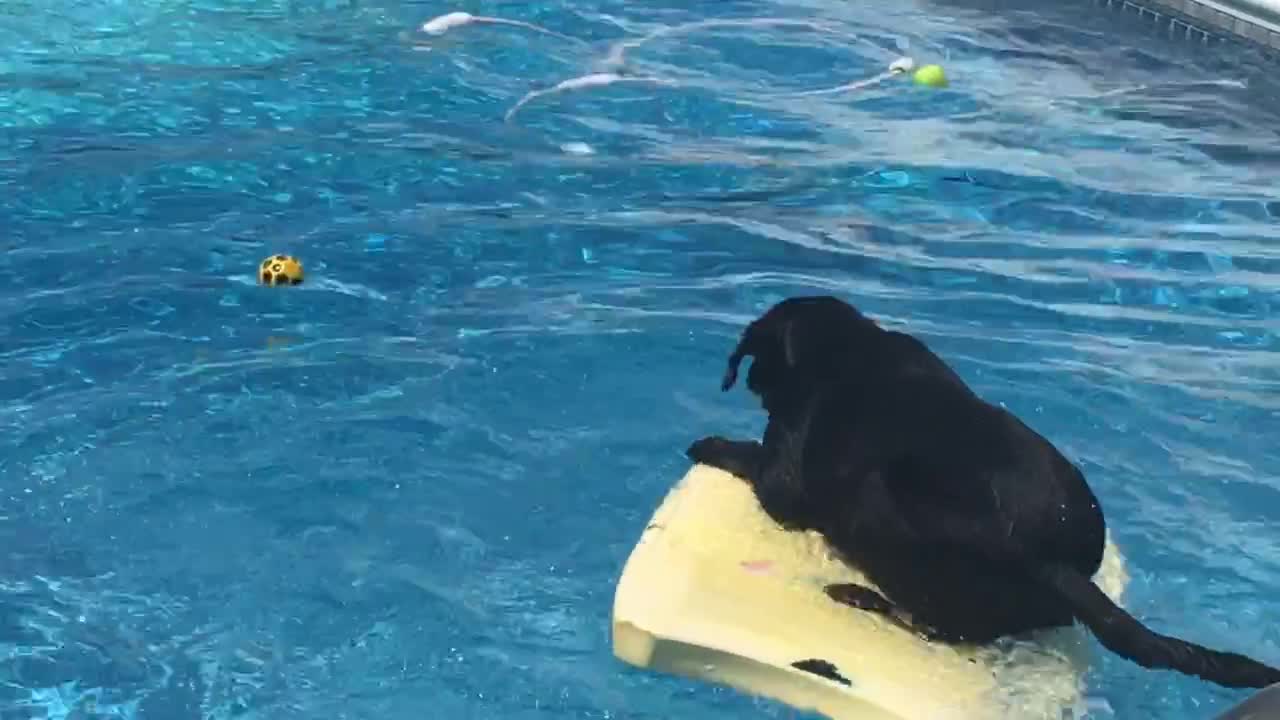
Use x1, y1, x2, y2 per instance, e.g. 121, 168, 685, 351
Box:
1096, 0, 1280, 49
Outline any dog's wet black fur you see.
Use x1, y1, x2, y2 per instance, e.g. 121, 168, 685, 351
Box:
687, 295, 1280, 689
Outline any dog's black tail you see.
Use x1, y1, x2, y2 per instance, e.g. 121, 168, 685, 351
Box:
1037, 564, 1280, 689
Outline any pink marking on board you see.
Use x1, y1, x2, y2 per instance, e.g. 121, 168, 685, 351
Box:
740, 560, 774, 574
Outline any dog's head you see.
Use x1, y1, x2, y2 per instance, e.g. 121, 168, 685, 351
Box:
720, 295, 881, 401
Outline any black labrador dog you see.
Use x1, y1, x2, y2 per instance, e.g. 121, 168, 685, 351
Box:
687, 295, 1280, 690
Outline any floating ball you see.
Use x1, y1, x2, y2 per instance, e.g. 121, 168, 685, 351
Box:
259, 254, 304, 286
912, 64, 948, 88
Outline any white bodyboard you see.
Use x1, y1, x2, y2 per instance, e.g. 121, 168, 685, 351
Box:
612, 463, 1129, 719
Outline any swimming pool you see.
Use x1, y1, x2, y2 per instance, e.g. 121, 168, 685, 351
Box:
2, 0, 1278, 717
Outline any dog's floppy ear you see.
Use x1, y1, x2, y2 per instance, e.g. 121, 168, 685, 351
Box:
720, 315, 799, 391
721, 344, 748, 391
782, 317, 799, 369
721, 322, 758, 391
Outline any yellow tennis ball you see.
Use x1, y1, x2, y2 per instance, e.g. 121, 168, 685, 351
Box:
912, 64, 948, 88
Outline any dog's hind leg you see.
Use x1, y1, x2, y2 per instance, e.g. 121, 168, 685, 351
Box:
825, 583, 894, 613
824, 583, 941, 640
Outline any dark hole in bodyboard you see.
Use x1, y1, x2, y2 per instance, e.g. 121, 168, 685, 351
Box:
791, 658, 851, 686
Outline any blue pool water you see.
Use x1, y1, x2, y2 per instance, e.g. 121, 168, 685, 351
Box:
3, 0, 1280, 718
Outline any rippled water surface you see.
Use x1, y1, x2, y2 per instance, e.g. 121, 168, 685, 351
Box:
3, 0, 1279, 718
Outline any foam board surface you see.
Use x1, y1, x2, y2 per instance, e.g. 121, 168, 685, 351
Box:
612, 463, 1129, 720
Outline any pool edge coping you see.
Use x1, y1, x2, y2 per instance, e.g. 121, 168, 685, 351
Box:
1097, 0, 1280, 51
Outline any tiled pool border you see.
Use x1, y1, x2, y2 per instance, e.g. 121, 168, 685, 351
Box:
1095, 0, 1280, 51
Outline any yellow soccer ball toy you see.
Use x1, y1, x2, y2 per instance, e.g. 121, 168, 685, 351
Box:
259, 254, 304, 286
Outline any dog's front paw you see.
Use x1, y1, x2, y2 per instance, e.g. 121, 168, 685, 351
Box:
685, 435, 762, 483
686, 435, 735, 466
